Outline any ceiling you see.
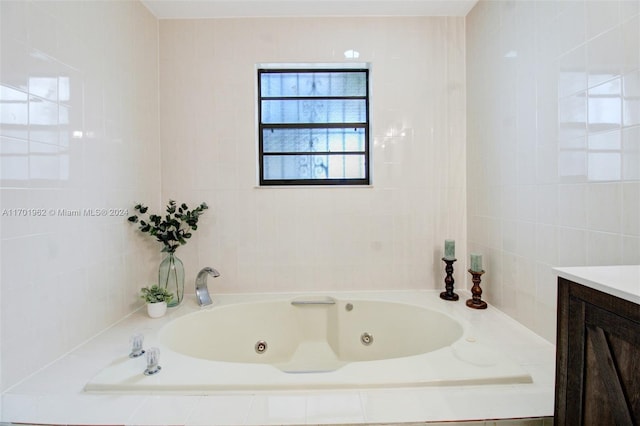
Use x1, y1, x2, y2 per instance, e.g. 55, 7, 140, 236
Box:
140, 0, 479, 19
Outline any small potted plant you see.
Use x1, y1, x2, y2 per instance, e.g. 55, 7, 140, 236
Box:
140, 285, 174, 318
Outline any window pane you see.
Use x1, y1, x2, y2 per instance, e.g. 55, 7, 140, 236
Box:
261, 99, 366, 124
263, 128, 366, 153
260, 72, 366, 97
263, 154, 366, 180
327, 154, 366, 179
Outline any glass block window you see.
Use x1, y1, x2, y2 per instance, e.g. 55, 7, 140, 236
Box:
258, 68, 370, 186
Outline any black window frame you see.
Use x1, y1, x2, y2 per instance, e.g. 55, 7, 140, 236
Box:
257, 67, 371, 186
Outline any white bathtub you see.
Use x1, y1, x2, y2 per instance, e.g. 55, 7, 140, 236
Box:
85, 292, 532, 393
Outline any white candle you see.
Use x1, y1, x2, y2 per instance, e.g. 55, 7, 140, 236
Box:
470, 253, 483, 272
444, 240, 455, 259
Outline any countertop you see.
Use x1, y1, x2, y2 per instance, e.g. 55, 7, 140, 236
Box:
554, 265, 640, 305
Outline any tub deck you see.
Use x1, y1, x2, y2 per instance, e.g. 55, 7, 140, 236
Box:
85, 292, 533, 392
1, 290, 555, 425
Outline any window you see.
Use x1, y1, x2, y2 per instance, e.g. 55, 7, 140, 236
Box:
258, 67, 370, 186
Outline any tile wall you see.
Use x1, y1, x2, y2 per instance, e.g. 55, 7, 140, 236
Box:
466, 0, 640, 342
158, 18, 467, 294
0, 0, 159, 391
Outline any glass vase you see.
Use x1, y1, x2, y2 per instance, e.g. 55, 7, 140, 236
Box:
158, 252, 184, 307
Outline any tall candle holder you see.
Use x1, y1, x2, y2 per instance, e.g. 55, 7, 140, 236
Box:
466, 269, 487, 309
440, 258, 458, 301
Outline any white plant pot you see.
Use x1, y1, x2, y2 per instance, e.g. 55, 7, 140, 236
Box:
146, 301, 167, 318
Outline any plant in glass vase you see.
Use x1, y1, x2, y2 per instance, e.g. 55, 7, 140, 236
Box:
128, 200, 208, 307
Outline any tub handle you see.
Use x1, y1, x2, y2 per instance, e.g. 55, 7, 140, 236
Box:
129, 334, 145, 358
144, 347, 161, 376
291, 297, 336, 306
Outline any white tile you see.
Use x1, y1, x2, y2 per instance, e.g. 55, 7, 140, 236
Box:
588, 151, 622, 181
535, 224, 557, 265
558, 147, 587, 182
558, 92, 587, 140
245, 394, 306, 425
535, 263, 557, 308
516, 221, 536, 259
557, 227, 588, 267
0, 394, 39, 422
26, 2, 58, 57
536, 144, 559, 184
517, 255, 536, 299
473, 386, 554, 420
588, 129, 621, 150
535, 0, 559, 27
0, 40, 29, 92
26, 394, 144, 425
558, 184, 587, 228
622, 235, 640, 264
557, 2, 586, 55
306, 392, 365, 424
622, 182, 640, 236
587, 27, 623, 88
516, 185, 536, 223
536, 18, 560, 61
623, 70, 640, 127
588, 78, 622, 132
0, 189, 31, 237
621, 0, 640, 20
536, 185, 558, 225
7, 354, 93, 395
534, 301, 557, 343
0, 85, 29, 140
129, 396, 202, 425
586, 0, 620, 40
360, 389, 431, 423
558, 45, 587, 97
587, 183, 622, 233
0, 0, 28, 43
587, 230, 623, 265
622, 14, 640, 73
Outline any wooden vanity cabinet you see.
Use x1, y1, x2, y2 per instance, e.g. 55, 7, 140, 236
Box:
554, 277, 640, 425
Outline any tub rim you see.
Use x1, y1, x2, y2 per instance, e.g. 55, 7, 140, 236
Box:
84, 289, 534, 393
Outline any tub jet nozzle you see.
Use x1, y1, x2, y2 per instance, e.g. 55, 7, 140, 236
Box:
361, 332, 374, 346
255, 340, 268, 354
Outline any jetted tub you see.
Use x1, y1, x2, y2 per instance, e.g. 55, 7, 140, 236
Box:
85, 292, 533, 393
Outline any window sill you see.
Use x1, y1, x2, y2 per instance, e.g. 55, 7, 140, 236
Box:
253, 185, 374, 189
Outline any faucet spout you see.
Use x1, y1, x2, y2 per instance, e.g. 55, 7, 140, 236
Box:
195, 267, 220, 306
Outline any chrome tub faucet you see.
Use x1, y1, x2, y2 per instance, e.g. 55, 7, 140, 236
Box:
195, 267, 220, 306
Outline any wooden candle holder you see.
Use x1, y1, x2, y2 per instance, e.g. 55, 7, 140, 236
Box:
466, 269, 487, 309
440, 258, 459, 301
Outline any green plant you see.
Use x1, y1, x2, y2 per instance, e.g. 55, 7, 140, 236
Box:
140, 285, 174, 304
128, 200, 208, 253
